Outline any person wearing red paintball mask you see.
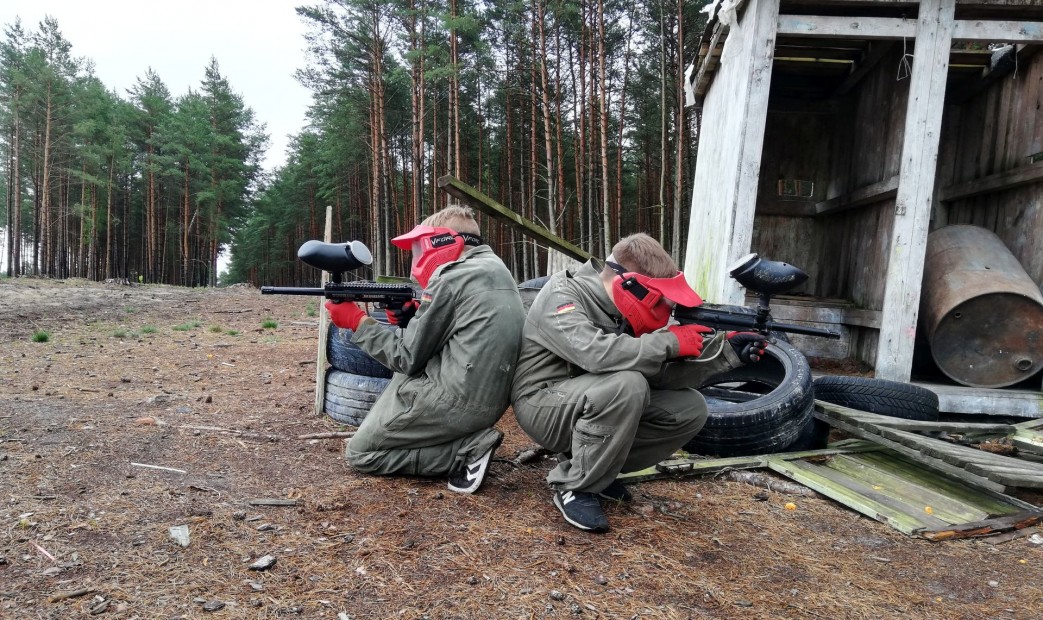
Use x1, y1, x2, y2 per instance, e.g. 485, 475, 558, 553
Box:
510, 233, 762, 533
324, 206, 525, 494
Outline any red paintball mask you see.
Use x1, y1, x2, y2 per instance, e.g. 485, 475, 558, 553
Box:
391, 225, 482, 288
607, 261, 703, 336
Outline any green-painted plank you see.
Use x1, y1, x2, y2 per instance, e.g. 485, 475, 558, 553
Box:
618, 443, 881, 482
1013, 430, 1043, 456
767, 458, 935, 535
826, 454, 990, 524
854, 451, 1026, 515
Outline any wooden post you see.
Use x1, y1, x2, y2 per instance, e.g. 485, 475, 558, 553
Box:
875, 0, 955, 382
314, 206, 333, 417
683, 0, 779, 304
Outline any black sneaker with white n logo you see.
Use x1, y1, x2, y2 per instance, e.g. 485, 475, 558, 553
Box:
553, 490, 609, 533
447, 438, 501, 494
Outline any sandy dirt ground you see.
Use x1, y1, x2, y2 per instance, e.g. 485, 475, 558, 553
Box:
1, 277, 1041, 619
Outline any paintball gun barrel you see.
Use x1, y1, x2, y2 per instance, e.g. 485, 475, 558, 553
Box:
260, 240, 416, 308
673, 254, 840, 340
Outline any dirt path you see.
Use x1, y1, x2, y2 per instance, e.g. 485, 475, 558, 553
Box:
1, 278, 1040, 619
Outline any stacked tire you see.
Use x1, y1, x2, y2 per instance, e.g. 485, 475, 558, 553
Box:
324, 316, 394, 426
683, 337, 818, 457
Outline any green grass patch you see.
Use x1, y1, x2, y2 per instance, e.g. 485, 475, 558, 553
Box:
305, 302, 318, 317
209, 325, 224, 333
225, 329, 240, 336
173, 320, 203, 332
261, 318, 278, 329
112, 328, 129, 339
141, 325, 158, 334
123, 306, 138, 314
31, 330, 51, 343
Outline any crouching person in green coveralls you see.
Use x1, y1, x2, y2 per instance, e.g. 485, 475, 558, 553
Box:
325, 206, 525, 494
511, 233, 766, 532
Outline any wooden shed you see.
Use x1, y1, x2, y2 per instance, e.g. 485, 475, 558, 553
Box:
686, 0, 1043, 416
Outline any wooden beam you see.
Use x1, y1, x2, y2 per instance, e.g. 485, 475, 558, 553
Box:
951, 44, 1039, 105
815, 174, 900, 215
952, 19, 1043, 43
939, 161, 1043, 202
694, 20, 729, 99
876, 0, 955, 383
436, 175, 592, 262
777, 15, 917, 39
833, 41, 897, 98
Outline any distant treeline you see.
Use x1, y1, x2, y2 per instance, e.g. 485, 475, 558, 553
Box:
2, 1, 706, 287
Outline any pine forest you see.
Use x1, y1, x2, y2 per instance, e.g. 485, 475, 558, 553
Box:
1, 0, 707, 287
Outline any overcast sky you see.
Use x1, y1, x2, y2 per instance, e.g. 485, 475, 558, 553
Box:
1, 0, 315, 172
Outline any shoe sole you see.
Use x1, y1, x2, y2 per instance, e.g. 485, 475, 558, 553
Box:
553, 493, 608, 533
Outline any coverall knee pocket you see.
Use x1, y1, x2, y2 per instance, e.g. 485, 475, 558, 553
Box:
570, 418, 613, 475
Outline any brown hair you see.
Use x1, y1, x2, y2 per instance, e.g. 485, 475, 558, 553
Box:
420, 205, 481, 235
606, 233, 677, 278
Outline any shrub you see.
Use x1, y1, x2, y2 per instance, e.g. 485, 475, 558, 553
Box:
31, 330, 50, 343
261, 318, 278, 329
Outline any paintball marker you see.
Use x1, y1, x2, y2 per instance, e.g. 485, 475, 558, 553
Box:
674, 254, 840, 340
260, 240, 416, 309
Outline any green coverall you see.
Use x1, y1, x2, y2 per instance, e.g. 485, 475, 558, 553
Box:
511, 259, 742, 494
347, 245, 525, 476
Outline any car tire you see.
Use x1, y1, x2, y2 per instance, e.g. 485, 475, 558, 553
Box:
813, 375, 940, 421
324, 368, 391, 426
326, 321, 394, 379
685, 338, 814, 457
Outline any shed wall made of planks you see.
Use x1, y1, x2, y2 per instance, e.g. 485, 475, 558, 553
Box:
938, 50, 1043, 286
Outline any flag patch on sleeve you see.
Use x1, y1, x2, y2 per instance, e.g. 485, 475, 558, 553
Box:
555, 302, 576, 314
421, 292, 433, 304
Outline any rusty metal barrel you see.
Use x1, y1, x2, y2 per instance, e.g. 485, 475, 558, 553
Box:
920, 225, 1043, 388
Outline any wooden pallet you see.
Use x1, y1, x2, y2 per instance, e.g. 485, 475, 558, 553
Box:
815, 401, 1043, 492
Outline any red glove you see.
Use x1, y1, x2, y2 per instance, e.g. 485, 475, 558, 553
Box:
726, 331, 768, 363
325, 301, 366, 331
667, 324, 714, 357
386, 300, 420, 328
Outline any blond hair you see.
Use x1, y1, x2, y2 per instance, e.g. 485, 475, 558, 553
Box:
606, 233, 677, 278
420, 205, 481, 235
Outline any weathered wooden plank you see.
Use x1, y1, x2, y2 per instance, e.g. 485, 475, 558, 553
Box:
814, 412, 1009, 492
875, 0, 956, 382
952, 19, 1043, 43
919, 382, 1043, 419
919, 511, 1043, 541
826, 454, 991, 523
875, 426, 1043, 472
777, 15, 917, 39
815, 174, 900, 215
436, 175, 592, 262
767, 458, 943, 534
938, 161, 1043, 201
